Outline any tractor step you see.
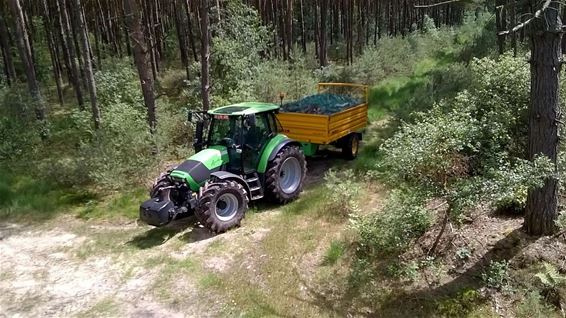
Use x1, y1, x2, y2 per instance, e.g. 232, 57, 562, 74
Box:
245, 172, 264, 201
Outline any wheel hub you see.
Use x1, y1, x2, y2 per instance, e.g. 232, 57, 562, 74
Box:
279, 157, 301, 194
215, 193, 239, 221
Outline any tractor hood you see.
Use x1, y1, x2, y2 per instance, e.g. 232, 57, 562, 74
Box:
170, 146, 229, 191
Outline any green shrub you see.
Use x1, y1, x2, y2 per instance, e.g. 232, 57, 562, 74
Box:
377, 54, 551, 218
557, 211, 566, 231
435, 289, 485, 317
516, 291, 558, 318
211, 0, 271, 101
323, 169, 361, 217
482, 260, 511, 290
0, 85, 41, 160
351, 190, 432, 255
322, 240, 346, 266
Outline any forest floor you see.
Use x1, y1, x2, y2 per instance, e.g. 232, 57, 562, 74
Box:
0, 156, 377, 318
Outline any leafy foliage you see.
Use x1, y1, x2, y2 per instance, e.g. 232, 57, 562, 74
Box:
323, 169, 361, 217
378, 54, 550, 218
482, 260, 511, 290
351, 190, 432, 255
535, 263, 566, 289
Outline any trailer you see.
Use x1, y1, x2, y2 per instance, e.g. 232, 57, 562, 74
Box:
276, 83, 369, 159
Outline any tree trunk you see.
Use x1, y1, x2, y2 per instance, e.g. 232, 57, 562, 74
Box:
41, 0, 64, 106
57, 0, 84, 109
124, 0, 157, 133
524, 2, 563, 236
175, 0, 190, 80
8, 0, 46, 121
299, 0, 306, 53
73, 0, 101, 129
200, 0, 210, 111
0, 13, 16, 85
319, 0, 328, 66
184, 0, 199, 62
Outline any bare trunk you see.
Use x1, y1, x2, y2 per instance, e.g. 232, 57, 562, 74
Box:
73, 0, 101, 129
319, 0, 328, 66
57, 0, 84, 109
8, 0, 46, 121
200, 0, 210, 111
0, 13, 16, 85
124, 0, 156, 133
525, 2, 563, 236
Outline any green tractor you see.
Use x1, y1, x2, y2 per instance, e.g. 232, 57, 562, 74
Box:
140, 102, 307, 233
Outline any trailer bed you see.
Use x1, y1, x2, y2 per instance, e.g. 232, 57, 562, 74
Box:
276, 83, 368, 145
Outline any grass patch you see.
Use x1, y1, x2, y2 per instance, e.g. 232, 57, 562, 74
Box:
322, 240, 346, 266
77, 298, 120, 318
199, 273, 222, 289
76, 187, 147, 221
73, 228, 141, 259
0, 168, 97, 222
281, 186, 327, 216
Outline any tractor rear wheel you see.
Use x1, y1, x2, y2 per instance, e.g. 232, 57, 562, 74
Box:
265, 145, 307, 204
341, 133, 360, 160
195, 181, 249, 233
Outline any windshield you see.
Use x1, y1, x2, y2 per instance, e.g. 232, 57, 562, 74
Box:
208, 115, 241, 146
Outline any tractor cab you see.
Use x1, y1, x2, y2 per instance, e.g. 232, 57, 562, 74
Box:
193, 102, 281, 175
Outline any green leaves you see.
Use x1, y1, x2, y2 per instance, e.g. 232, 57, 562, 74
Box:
535, 262, 566, 288
378, 54, 550, 216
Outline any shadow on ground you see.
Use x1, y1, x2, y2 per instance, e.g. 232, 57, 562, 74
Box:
127, 215, 215, 249
295, 228, 537, 317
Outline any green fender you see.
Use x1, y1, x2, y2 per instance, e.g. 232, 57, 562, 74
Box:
257, 134, 302, 173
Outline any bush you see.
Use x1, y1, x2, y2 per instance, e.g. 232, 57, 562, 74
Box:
351, 190, 432, 255
0, 85, 42, 160
516, 291, 558, 318
482, 260, 511, 290
323, 169, 361, 217
377, 54, 549, 217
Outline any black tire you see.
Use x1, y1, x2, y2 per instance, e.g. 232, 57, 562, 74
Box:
342, 133, 360, 160
265, 145, 307, 204
150, 178, 170, 198
195, 181, 249, 233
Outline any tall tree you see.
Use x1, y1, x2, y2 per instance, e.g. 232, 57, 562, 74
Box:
72, 0, 101, 129
524, 0, 563, 235
7, 0, 46, 121
174, 0, 190, 80
0, 13, 16, 85
41, 0, 64, 106
200, 0, 211, 111
124, 0, 157, 133
318, 0, 328, 66
56, 0, 84, 109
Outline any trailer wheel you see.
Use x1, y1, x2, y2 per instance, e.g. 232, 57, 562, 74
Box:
195, 181, 248, 233
342, 133, 360, 160
265, 145, 307, 204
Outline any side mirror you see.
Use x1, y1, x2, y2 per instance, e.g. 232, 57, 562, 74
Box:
187, 111, 193, 122
245, 114, 256, 127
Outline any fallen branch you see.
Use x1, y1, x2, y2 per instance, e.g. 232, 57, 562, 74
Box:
498, 0, 552, 35
415, 0, 461, 8
428, 206, 451, 256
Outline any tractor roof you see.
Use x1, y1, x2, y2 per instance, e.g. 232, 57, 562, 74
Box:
208, 102, 280, 116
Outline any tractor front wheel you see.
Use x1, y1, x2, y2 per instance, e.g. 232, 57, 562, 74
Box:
195, 181, 249, 233
265, 145, 307, 204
